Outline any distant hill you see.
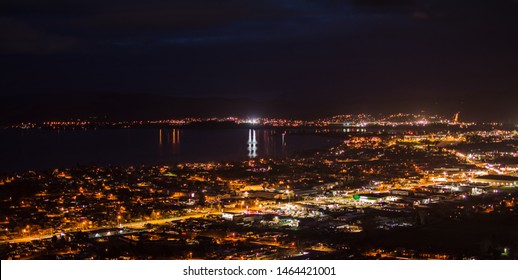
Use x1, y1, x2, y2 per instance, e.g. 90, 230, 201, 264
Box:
0, 93, 516, 125
0, 94, 264, 124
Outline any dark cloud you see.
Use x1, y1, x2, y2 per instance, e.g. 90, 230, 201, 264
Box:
0, 0, 517, 121
78, 1, 297, 31
0, 17, 77, 54
351, 0, 415, 9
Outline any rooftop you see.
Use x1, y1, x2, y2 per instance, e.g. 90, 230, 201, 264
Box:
474, 175, 518, 181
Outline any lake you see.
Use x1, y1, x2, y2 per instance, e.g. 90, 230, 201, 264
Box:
0, 128, 341, 172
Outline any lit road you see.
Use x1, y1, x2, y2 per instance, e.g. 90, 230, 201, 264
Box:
1, 211, 219, 244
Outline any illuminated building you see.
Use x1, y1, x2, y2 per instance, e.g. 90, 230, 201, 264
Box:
471, 175, 518, 186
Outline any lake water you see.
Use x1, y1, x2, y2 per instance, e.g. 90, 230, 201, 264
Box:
0, 128, 341, 172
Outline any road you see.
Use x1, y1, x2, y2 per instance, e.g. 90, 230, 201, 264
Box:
1, 212, 217, 244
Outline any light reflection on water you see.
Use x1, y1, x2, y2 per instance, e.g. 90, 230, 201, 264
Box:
0, 128, 339, 172
156, 128, 294, 160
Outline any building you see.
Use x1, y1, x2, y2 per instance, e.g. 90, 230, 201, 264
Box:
471, 175, 518, 187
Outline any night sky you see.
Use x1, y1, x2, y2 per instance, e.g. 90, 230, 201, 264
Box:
1, 0, 518, 121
